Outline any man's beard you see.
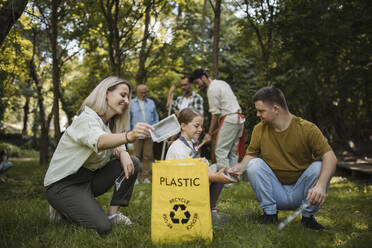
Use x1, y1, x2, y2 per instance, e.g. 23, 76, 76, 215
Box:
200, 80, 208, 92
182, 88, 191, 96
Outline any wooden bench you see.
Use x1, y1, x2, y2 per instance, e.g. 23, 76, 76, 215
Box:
337, 161, 372, 181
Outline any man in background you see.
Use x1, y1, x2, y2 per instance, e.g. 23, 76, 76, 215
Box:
167, 76, 204, 116
189, 68, 245, 169
130, 84, 159, 183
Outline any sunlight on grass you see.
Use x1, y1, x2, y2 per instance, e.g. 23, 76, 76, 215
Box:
352, 222, 368, 230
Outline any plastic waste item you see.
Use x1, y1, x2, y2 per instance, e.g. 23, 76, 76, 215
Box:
150, 114, 181, 143
211, 210, 231, 228
115, 172, 126, 190
278, 202, 310, 230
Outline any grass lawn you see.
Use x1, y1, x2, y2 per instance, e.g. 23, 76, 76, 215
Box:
0, 159, 371, 248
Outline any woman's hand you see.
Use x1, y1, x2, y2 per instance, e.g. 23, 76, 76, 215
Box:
119, 150, 134, 179
127, 122, 154, 141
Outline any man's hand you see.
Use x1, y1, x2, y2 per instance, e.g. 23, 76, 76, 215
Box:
119, 150, 134, 179
202, 133, 212, 143
169, 85, 176, 94
306, 150, 337, 206
167, 85, 176, 106
228, 155, 255, 178
306, 183, 327, 206
228, 162, 247, 179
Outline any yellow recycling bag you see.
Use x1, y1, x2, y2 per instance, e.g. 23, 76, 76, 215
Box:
151, 158, 213, 244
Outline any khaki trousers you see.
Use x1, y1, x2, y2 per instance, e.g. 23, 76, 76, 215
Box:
215, 121, 244, 168
133, 137, 153, 180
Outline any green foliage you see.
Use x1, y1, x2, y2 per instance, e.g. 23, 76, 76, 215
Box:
0, 142, 21, 157
0, 142, 39, 158
0, 13, 34, 127
1, 161, 372, 247
272, 0, 372, 142
1, 0, 371, 158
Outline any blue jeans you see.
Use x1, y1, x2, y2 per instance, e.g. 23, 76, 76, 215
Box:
0, 161, 12, 173
246, 158, 326, 217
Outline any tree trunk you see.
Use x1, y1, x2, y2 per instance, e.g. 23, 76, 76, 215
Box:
0, 0, 28, 46
22, 94, 30, 134
136, 0, 152, 85
201, 0, 208, 55
100, 0, 122, 77
60, 91, 75, 126
51, 0, 61, 140
211, 0, 222, 79
363, 77, 372, 126
29, 31, 51, 165
243, 0, 276, 81
29, 58, 51, 164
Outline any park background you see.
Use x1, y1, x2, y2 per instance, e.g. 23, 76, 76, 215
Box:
0, 0, 371, 247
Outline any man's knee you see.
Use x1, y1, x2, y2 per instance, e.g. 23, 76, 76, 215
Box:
304, 161, 322, 179
246, 158, 267, 176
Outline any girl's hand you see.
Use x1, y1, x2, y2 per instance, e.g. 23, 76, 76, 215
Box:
128, 123, 154, 141
209, 167, 237, 184
119, 150, 134, 179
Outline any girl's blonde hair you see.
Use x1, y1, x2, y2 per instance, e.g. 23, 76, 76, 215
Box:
80, 76, 132, 133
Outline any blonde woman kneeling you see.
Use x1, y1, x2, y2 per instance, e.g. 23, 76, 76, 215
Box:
44, 76, 153, 235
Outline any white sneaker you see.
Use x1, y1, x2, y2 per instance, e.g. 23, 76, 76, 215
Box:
49, 205, 61, 223
143, 178, 151, 184
224, 183, 234, 188
109, 212, 132, 225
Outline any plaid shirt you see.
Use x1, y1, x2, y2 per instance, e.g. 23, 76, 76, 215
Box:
172, 91, 204, 115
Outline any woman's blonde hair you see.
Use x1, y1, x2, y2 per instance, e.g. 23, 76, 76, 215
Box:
80, 76, 132, 133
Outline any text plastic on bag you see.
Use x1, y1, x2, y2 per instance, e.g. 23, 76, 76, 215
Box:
151, 158, 213, 244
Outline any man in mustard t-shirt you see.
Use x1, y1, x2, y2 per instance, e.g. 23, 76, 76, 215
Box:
229, 87, 337, 230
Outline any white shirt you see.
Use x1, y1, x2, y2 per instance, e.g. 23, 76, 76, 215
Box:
166, 138, 209, 167
138, 99, 146, 121
207, 80, 245, 124
179, 97, 191, 111
44, 106, 126, 187
165, 139, 195, 160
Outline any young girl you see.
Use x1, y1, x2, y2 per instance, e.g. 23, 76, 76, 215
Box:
44, 76, 153, 235
166, 107, 236, 214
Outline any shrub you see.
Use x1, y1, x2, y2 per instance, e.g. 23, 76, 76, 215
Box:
0, 142, 21, 157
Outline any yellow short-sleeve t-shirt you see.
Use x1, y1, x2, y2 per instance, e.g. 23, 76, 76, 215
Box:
246, 115, 332, 185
